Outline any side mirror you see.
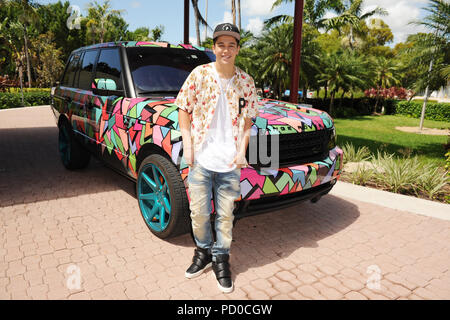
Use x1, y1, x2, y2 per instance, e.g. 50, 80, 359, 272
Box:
91, 78, 123, 96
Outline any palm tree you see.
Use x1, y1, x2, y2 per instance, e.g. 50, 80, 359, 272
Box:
323, 0, 387, 49
267, 0, 342, 29
409, 0, 449, 129
231, 0, 236, 25
85, 0, 124, 44
1, 17, 26, 104
191, 0, 210, 46
4, 0, 40, 88
373, 56, 400, 113
237, 0, 241, 30
258, 23, 294, 99
317, 50, 368, 115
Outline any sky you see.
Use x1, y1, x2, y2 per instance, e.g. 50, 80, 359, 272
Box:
38, 0, 430, 46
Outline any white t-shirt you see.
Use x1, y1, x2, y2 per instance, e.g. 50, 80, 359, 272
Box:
196, 66, 237, 172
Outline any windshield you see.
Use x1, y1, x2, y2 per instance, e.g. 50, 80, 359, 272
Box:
126, 47, 215, 96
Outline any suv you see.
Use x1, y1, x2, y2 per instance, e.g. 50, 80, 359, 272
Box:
51, 41, 343, 239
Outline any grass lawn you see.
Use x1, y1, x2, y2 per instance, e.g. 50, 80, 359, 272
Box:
334, 115, 450, 167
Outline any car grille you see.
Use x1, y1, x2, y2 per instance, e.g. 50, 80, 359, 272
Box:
245, 129, 331, 168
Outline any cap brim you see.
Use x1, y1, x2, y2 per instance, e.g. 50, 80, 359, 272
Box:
213, 31, 240, 41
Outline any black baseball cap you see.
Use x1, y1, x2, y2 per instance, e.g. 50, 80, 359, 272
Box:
213, 23, 241, 42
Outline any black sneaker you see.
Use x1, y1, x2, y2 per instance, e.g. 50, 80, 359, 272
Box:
185, 247, 212, 279
212, 254, 234, 293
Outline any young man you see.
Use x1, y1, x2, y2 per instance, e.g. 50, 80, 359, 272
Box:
175, 23, 259, 293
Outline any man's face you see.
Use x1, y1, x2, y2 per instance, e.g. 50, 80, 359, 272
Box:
213, 35, 240, 66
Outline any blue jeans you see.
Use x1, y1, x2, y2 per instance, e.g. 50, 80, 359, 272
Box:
187, 162, 241, 257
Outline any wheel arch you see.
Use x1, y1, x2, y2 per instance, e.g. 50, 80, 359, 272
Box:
57, 114, 70, 129
136, 142, 173, 174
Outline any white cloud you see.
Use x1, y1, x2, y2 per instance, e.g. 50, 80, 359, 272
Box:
241, 0, 278, 16
222, 0, 278, 16
223, 11, 233, 24
362, 0, 428, 44
131, 1, 141, 9
246, 17, 264, 36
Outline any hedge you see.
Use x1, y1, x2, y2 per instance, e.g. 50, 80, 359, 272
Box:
303, 97, 398, 117
0, 90, 51, 109
395, 100, 450, 122
301, 98, 449, 121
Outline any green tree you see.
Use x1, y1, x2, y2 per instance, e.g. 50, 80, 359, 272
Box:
373, 56, 400, 112
268, 0, 342, 28
150, 25, 165, 42
84, 0, 124, 44
408, 0, 449, 129
30, 32, 64, 87
356, 18, 394, 57
191, 0, 210, 46
324, 0, 387, 49
257, 23, 293, 99
0, 17, 26, 102
3, 0, 41, 87
317, 50, 369, 115
37, 1, 87, 62
126, 25, 165, 42
126, 27, 150, 41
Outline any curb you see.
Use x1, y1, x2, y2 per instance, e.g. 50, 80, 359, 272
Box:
329, 181, 450, 221
0, 105, 50, 112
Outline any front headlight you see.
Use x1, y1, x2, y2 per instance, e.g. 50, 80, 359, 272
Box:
328, 126, 336, 150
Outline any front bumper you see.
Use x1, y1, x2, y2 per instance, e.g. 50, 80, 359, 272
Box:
237, 146, 343, 201
233, 180, 336, 219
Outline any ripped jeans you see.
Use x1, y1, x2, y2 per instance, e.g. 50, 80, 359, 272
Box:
187, 162, 241, 257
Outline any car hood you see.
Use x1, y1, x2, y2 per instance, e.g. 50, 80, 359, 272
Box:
252, 98, 333, 134
122, 96, 333, 134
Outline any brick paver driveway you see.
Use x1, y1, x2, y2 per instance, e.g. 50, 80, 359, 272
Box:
1, 106, 449, 300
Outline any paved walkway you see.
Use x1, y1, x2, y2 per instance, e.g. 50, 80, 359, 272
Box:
0, 106, 449, 300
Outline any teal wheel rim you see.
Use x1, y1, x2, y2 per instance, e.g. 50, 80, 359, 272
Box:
138, 163, 172, 232
59, 125, 70, 166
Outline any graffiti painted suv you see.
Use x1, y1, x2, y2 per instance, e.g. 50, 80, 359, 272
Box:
51, 41, 343, 239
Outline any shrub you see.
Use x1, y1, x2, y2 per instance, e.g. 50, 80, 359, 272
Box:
341, 142, 372, 163
370, 151, 449, 199
305, 97, 375, 116
371, 151, 422, 194
349, 165, 375, 186
0, 90, 51, 109
445, 151, 450, 174
417, 165, 449, 199
364, 87, 413, 100
395, 100, 450, 122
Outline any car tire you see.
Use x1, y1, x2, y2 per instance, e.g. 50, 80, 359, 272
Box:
136, 154, 191, 239
58, 120, 91, 170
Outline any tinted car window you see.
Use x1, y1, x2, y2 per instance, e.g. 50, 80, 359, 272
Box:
62, 52, 81, 87
95, 48, 123, 90
126, 47, 213, 95
78, 50, 98, 90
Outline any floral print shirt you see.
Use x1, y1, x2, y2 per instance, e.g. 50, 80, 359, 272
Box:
175, 62, 259, 153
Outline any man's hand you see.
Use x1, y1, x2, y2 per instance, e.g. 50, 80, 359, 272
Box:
229, 152, 248, 169
179, 109, 194, 167
183, 147, 194, 167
